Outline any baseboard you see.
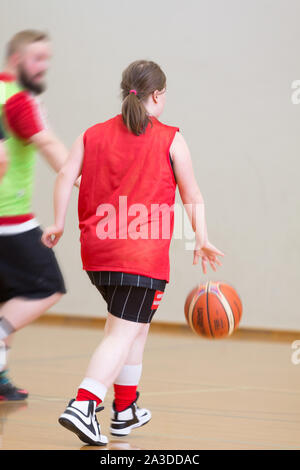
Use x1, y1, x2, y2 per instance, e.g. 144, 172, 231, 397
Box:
34, 313, 300, 343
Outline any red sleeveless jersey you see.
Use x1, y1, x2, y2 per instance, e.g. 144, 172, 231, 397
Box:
78, 114, 179, 282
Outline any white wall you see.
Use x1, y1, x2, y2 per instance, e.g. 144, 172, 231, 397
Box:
1, 0, 299, 330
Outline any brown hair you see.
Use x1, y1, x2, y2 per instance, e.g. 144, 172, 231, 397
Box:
121, 60, 166, 136
6, 30, 50, 58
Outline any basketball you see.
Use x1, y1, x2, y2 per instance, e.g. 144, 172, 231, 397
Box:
184, 281, 242, 338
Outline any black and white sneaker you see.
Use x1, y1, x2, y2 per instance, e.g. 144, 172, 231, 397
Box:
110, 391, 151, 437
58, 399, 108, 446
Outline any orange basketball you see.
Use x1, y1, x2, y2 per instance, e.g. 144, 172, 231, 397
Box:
184, 281, 242, 338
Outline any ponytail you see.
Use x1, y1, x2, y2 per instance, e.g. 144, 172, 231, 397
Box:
121, 91, 150, 136
120, 60, 166, 137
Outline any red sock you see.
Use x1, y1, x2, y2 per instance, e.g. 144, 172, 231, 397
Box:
76, 388, 102, 406
114, 384, 137, 412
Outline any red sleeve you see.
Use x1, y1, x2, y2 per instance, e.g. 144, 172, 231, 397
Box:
4, 91, 45, 140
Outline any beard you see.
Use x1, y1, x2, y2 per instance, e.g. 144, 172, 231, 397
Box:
18, 66, 46, 95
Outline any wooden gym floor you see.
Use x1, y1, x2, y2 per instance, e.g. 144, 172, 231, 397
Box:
0, 318, 299, 450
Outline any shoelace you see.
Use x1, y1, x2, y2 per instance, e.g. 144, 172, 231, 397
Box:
95, 405, 105, 413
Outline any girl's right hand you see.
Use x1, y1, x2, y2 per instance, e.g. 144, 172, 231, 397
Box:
193, 240, 225, 274
41, 225, 63, 248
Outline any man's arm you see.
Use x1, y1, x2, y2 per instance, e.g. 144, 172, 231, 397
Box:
30, 129, 68, 173
4, 91, 79, 183
30, 130, 81, 188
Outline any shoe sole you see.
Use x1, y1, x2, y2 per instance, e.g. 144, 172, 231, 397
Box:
110, 415, 151, 437
0, 396, 28, 402
58, 417, 108, 446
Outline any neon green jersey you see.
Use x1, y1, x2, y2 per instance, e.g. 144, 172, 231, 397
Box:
0, 79, 37, 217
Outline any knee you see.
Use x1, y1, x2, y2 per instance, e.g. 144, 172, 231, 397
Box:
134, 323, 150, 342
139, 323, 150, 336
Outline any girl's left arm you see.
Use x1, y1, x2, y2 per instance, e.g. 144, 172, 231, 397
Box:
41, 133, 84, 248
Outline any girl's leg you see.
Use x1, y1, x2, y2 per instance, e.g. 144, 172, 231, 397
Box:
59, 312, 152, 444
75, 313, 146, 406
113, 323, 150, 411
122, 323, 150, 365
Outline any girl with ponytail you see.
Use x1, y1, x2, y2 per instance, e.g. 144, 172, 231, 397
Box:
42, 59, 224, 446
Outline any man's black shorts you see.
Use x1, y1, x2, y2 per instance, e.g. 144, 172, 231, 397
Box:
0, 226, 67, 303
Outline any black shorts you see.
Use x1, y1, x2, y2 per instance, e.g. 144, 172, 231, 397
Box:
0, 226, 67, 303
87, 273, 165, 323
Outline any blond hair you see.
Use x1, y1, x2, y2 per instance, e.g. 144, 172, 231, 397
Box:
6, 30, 50, 58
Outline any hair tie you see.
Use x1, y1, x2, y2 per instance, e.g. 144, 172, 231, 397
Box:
129, 89, 137, 95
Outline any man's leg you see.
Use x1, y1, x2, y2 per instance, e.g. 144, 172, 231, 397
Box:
0, 292, 63, 401
0, 293, 62, 334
